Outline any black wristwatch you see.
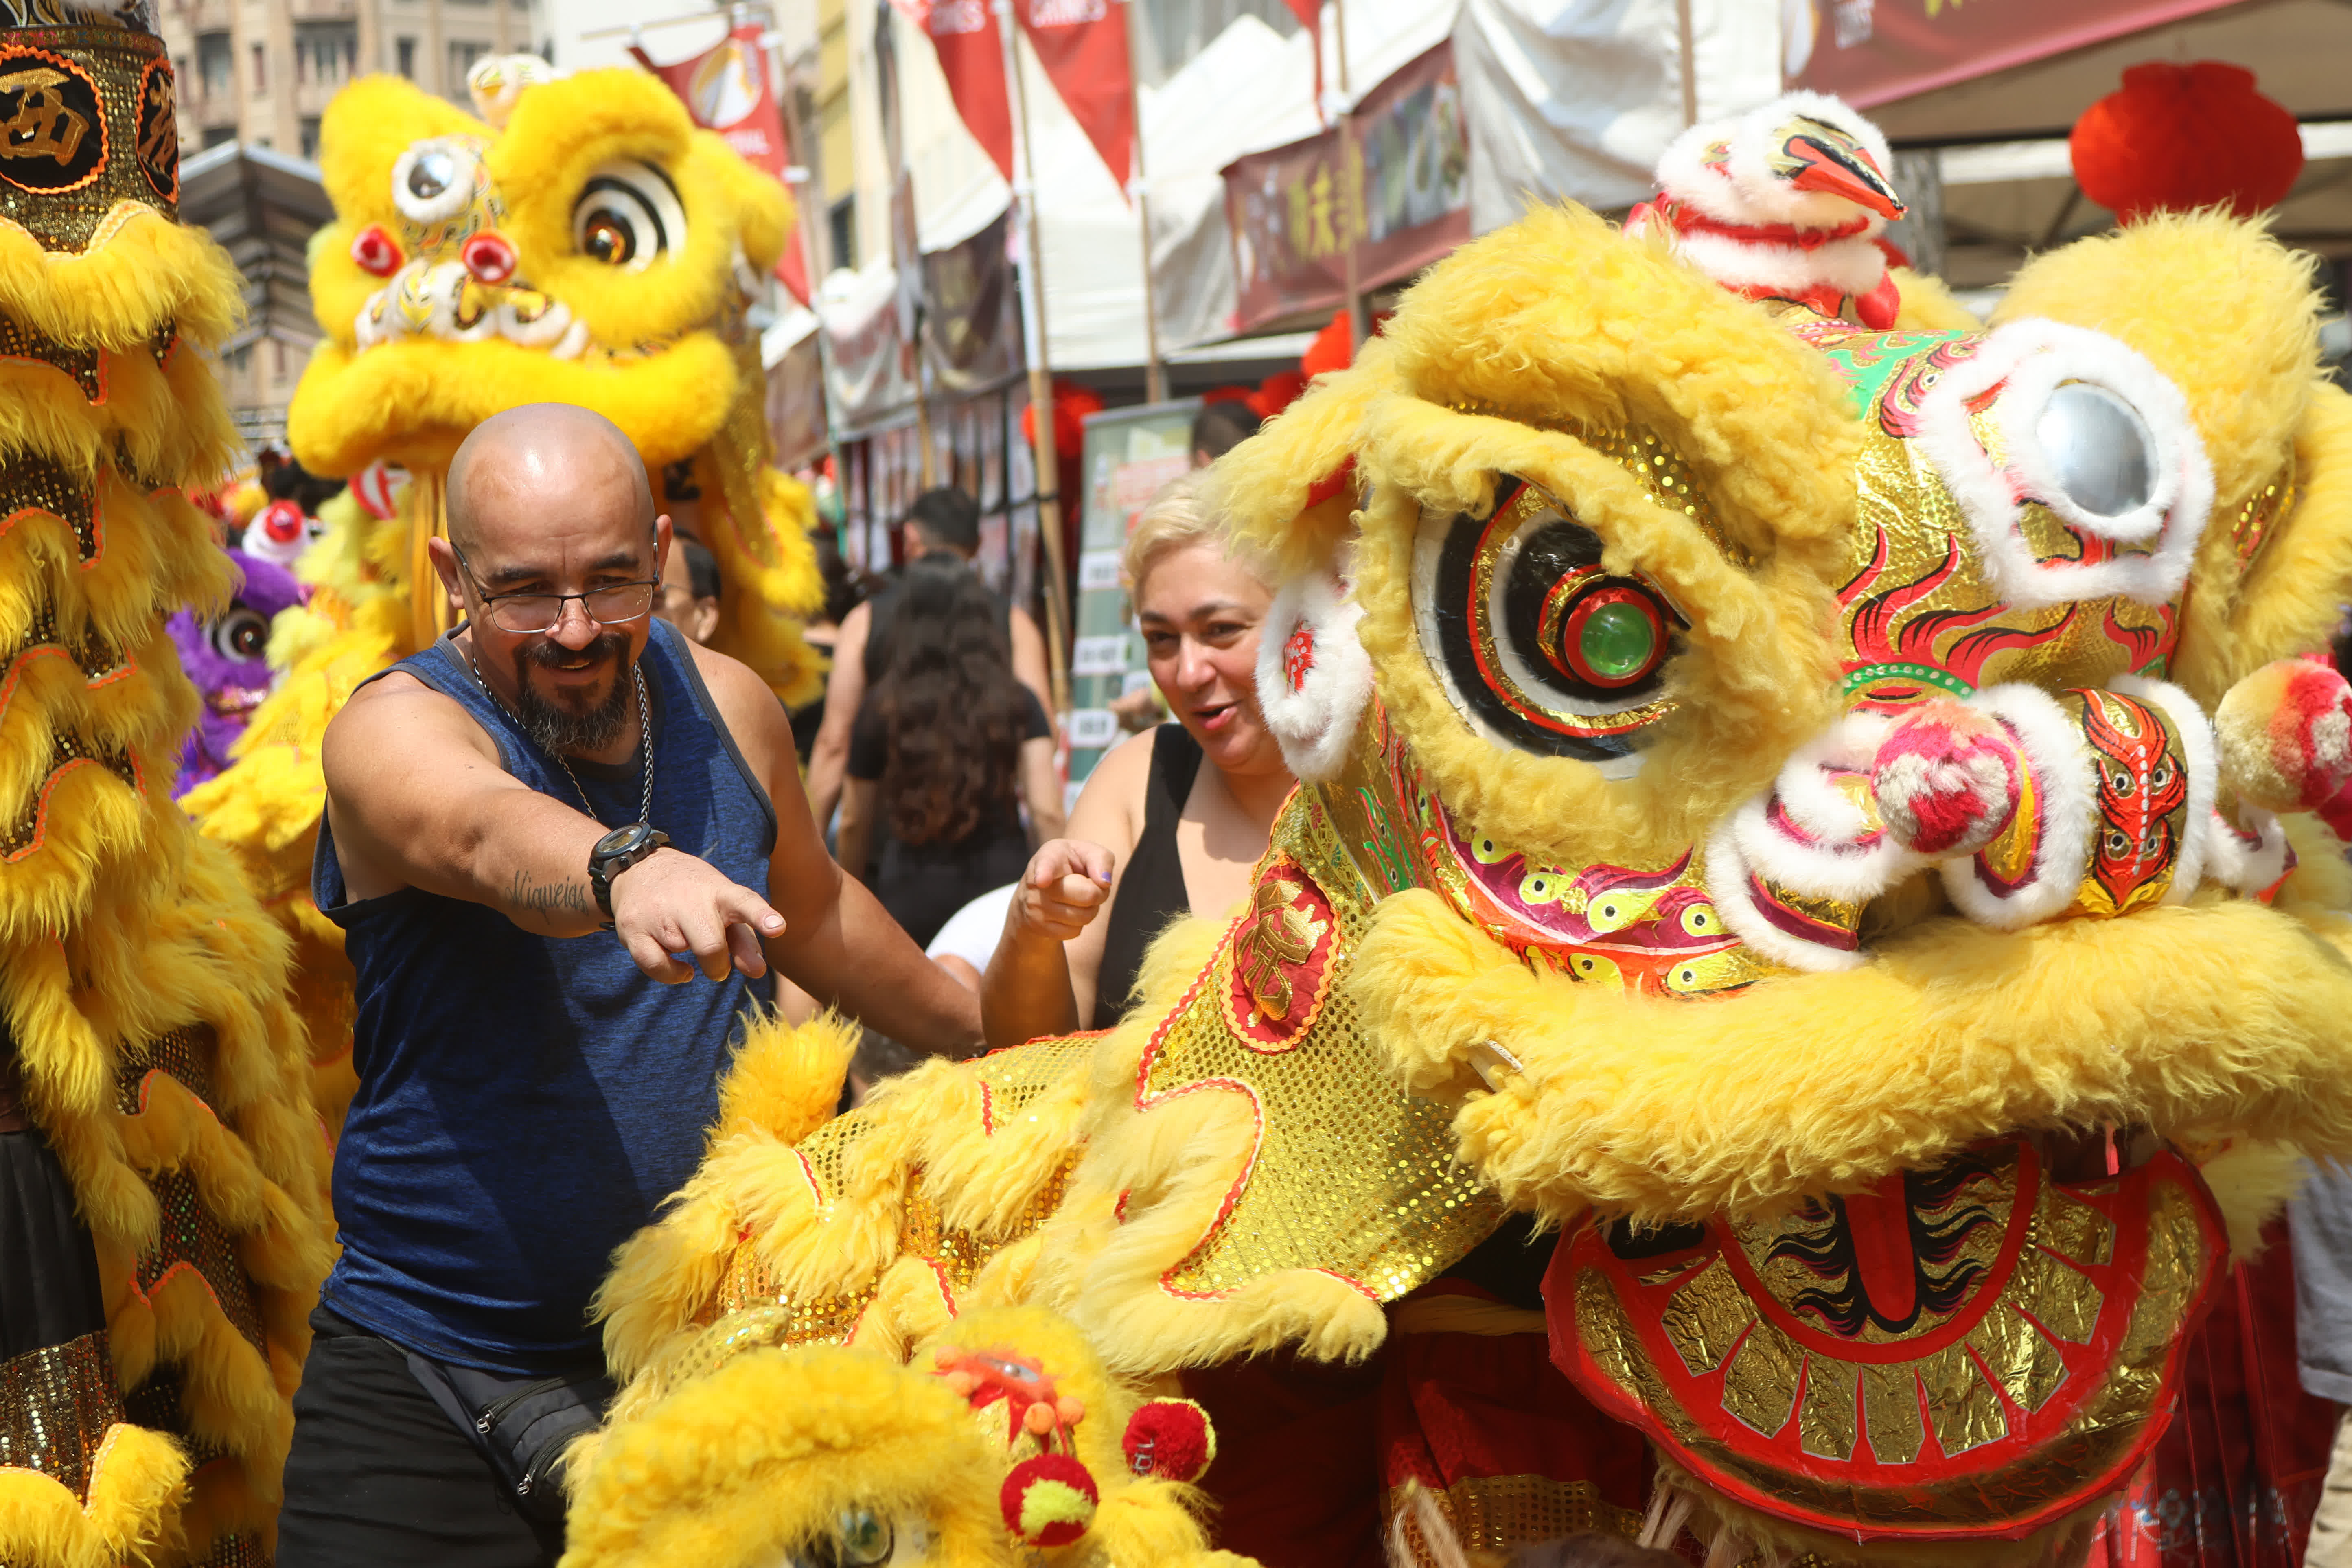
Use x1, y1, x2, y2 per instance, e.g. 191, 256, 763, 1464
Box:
587, 823, 670, 922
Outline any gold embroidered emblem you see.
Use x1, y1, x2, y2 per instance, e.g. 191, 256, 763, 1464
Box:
1235, 877, 1326, 1023
0, 65, 86, 163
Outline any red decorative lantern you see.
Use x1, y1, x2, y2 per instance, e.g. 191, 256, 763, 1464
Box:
1301, 309, 1354, 379
2070, 62, 2304, 223
1019, 379, 1104, 460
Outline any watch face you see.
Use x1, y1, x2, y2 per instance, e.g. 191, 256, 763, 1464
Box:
594, 824, 647, 859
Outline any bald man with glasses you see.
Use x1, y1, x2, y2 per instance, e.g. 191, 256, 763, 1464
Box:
280, 404, 981, 1566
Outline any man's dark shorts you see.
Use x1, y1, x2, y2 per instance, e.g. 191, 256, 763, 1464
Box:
277, 1307, 563, 1568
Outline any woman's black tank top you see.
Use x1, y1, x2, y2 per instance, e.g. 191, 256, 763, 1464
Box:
1091, 723, 1202, 1031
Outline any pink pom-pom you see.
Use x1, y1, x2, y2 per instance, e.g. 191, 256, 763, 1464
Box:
2218, 657, 2352, 812
1871, 702, 2024, 856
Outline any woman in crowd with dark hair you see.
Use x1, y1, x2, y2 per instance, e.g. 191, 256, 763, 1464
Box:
834, 561, 1066, 948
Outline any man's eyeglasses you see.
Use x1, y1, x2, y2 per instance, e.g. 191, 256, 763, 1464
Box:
451, 544, 659, 635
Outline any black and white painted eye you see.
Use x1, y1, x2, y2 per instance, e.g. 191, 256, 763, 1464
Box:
572, 160, 687, 270
1412, 477, 1682, 773
1916, 319, 2211, 611
210, 607, 270, 662
390, 137, 481, 225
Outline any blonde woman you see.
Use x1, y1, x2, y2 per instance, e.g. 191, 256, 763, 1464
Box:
981, 474, 1294, 1051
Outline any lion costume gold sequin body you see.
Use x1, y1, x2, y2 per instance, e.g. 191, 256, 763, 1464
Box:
180, 60, 825, 1130
0, 4, 333, 1564
578, 195, 2352, 1566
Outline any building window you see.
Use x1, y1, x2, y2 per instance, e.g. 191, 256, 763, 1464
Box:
828, 196, 855, 274
271, 339, 286, 379
197, 31, 231, 99
449, 39, 488, 87
300, 117, 321, 159
297, 23, 358, 89
396, 35, 415, 77
201, 124, 234, 149
250, 41, 265, 93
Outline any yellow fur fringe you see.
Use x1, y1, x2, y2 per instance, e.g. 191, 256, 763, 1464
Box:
1355, 887, 2352, 1225
561, 1346, 1017, 1568
0, 172, 332, 1568
0, 1424, 191, 1568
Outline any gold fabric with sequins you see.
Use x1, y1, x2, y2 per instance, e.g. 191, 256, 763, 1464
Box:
0, 1330, 120, 1500
1135, 776, 1505, 1300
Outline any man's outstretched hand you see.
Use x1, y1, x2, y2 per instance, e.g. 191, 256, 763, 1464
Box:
609, 847, 786, 983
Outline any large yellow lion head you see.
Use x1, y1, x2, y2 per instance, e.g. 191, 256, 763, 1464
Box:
1211, 201, 2352, 1559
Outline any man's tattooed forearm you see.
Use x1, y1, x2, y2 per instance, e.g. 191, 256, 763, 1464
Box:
507, 870, 592, 918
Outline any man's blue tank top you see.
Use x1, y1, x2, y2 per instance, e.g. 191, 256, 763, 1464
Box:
314, 619, 777, 1373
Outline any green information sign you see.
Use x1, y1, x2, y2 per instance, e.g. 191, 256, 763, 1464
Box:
1063, 398, 1201, 808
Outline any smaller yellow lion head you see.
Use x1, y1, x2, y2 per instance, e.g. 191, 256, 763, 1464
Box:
293, 66, 789, 477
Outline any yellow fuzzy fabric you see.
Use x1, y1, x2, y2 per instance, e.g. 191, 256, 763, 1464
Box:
0, 166, 333, 1567
0, 1424, 191, 1568
1353, 886, 2352, 1224
714, 1009, 854, 1145
1209, 341, 1396, 580
582, 203, 2352, 1568
563, 1345, 1018, 1568
598, 1021, 1099, 1399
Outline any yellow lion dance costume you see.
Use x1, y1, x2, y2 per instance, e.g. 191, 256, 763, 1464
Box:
573, 97, 2352, 1568
0, 3, 333, 1564
184, 58, 825, 1128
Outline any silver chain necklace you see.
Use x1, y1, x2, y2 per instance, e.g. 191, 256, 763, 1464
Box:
466, 646, 655, 829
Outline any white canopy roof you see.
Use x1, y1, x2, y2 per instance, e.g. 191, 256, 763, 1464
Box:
866, 0, 1783, 370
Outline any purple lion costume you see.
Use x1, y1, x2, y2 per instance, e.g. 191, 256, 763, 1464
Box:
170, 547, 306, 794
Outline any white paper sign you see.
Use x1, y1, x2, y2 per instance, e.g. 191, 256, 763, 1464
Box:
1071, 635, 1129, 677
1077, 550, 1123, 591
1065, 708, 1121, 748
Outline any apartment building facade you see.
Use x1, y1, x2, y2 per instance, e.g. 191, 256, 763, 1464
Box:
160, 0, 545, 158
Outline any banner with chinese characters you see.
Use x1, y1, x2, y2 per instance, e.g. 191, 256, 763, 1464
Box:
1785, 0, 2238, 107
629, 23, 813, 303
1221, 39, 1469, 336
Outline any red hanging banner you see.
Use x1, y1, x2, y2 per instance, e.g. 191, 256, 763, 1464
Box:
1016, 0, 1134, 195
629, 23, 813, 303
1785, 0, 2241, 109
892, 0, 1016, 181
